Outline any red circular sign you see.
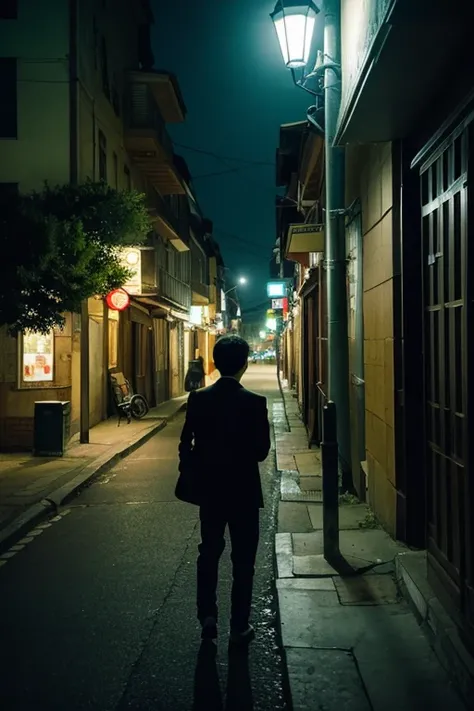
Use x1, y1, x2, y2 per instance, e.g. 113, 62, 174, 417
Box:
106, 288, 130, 311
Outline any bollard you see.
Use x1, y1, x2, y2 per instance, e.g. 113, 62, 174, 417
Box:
322, 400, 340, 561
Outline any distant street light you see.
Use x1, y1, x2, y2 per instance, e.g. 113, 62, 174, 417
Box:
225, 277, 247, 296
259, 330, 267, 339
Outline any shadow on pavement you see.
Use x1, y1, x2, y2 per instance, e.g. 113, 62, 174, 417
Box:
192, 641, 254, 711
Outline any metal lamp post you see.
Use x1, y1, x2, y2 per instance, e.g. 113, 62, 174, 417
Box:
271, 0, 351, 560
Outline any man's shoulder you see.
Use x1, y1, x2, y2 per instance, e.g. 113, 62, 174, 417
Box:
240, 386, 266, 404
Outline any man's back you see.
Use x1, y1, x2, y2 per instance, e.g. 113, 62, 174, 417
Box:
178, 335, 270, 644
179, 377, 271, 508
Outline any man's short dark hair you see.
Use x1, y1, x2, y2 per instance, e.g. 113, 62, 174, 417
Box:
213, 335, 249, 376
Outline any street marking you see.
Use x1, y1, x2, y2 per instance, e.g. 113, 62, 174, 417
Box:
0, 506, 77, 573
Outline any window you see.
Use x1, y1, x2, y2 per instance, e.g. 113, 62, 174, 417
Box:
0, 1, 17, 19
113, 152, 118, 189
124, 165, 131, 191
0, 182, 18, 206
98, 130, 107, 181
21, 330, 54, 384
0, 58, 17, 138
100, 36, 109, 98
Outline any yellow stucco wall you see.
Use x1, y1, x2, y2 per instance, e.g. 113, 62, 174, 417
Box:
0, 318, 73, 450
0, 0, 70, 190
346, 143, 396, 534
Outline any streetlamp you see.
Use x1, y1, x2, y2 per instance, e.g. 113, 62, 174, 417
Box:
270, 0, 319, 69
224, 277, 247, 296
271, 0, 351, 559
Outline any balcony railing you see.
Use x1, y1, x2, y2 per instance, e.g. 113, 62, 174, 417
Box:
158, 268, 191, 310
191, 279, 209, 300
127, 83, 173, 158
148, 189, 179, 234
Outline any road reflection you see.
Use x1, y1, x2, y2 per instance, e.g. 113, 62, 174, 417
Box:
192, 641, 254, 711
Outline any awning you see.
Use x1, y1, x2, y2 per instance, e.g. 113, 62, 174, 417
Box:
287, 223, 324, 255
335, 0, 471, 145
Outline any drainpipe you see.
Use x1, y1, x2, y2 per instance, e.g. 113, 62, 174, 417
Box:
69, 0, 89, 444
323, 0, 351, 489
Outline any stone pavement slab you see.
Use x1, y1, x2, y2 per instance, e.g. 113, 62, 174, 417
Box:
294, 451, 321, 474
333, 573, 400, 605
278, 501, 314, 533
285, 648, 372, 711
278, 585, 467, 711
292, 528, 406, 562
307, 503, 370, 530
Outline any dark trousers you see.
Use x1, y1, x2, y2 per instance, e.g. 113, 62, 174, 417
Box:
197, 505, 260, 631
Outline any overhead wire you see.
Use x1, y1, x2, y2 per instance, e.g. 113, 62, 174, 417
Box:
173, 142, 274, 167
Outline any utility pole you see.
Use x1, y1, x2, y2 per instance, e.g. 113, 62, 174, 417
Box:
323, 0, 351, 489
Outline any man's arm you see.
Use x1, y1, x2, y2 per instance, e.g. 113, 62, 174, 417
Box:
255, 396, 271, 463
178, 391, 196, 472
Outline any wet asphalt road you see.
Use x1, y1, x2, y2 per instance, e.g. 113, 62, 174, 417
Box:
0, 366, 288, 711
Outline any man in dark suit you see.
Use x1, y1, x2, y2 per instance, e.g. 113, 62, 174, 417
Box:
178, 335, 271, 644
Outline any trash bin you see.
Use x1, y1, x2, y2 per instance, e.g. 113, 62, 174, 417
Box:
33, 401, 71, 457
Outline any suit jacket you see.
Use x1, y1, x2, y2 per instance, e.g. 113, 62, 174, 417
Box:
178, 377, 271, 509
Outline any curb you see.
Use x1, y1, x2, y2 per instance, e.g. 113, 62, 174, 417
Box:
0, 404, 186, 553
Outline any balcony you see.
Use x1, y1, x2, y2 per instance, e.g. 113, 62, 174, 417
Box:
148, 190, 189, 252
124, 82, 185, 195
128, 70, 187, 124
191, 279, 209, 306
158, 268, 191, 311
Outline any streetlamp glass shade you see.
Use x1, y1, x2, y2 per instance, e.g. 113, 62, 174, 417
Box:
270, 0, 319, 69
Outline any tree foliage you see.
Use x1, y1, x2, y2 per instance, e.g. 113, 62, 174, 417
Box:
0, 181, 151, 333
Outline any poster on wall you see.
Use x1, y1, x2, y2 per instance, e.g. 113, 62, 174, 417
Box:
23, 330, 54, 382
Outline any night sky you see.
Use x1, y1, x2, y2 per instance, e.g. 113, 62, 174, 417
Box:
152, 0, 312, 323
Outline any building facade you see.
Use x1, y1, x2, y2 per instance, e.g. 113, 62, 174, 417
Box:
275, 0, 473, 649
0, 0, 223, 449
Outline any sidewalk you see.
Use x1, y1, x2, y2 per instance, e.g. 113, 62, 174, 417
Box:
0, 396, 187, 552
273, 388, 467, 711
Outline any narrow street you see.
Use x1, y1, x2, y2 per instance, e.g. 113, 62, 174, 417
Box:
0, 366, 286, 711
